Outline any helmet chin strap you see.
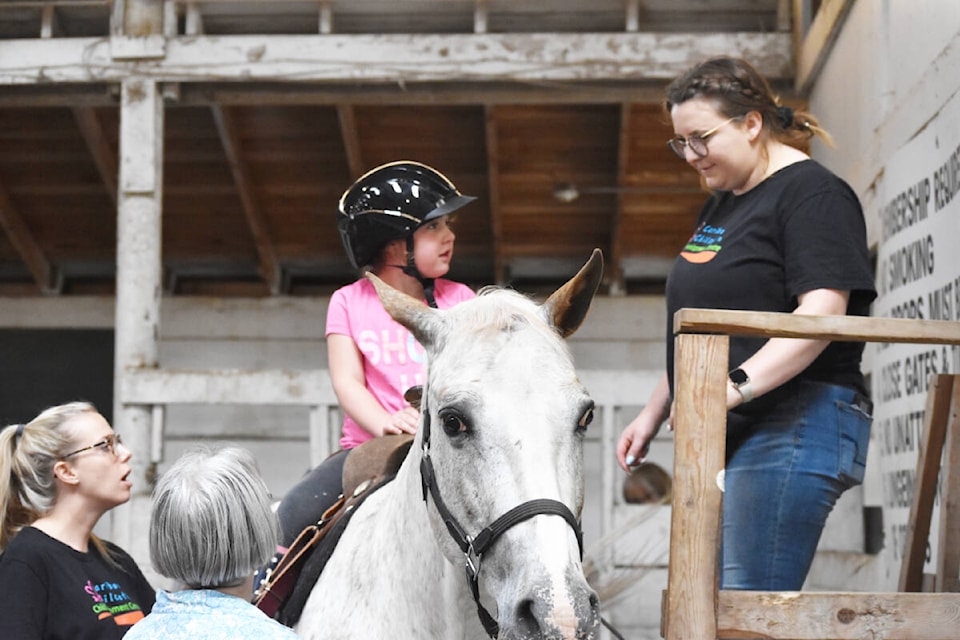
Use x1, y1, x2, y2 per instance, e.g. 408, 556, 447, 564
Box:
388, 236, 438, 309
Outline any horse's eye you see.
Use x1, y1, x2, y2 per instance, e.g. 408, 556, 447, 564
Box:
577, 405, 595, 433
440, 412, 468, 436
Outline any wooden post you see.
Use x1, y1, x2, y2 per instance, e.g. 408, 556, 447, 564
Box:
665, 333, 729, 640
665, 309, 960, 639
898, 375, 954, 592
111, 76, 164, 562
935, 378, 960, 592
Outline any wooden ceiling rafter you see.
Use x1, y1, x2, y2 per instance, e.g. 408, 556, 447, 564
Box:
0, 2, 796, 297
72, 107, 119, 207
0, 180, 60, 294
181, 0, 280, 293
210, 104, 283, 294
40, 3, 61, 39
793, 0, 855, 96
776, 0, 793, 32
473, 0, 488, 34
608, 102, 632, 296
336, 104, 365, 181
625, 0, 640, 32
184, 1, 204, 35
175, 2, 285, 295
0, 33, 793, 86
483, 104, 505, 284
318, 1, 333, 35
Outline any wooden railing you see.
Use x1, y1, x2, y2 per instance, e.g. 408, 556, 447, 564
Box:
665, 308, 960, 640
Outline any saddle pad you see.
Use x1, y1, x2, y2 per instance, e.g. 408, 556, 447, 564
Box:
276, 474, 394, 627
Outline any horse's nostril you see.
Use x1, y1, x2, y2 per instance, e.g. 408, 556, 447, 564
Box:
579, 590, 602, 631
514, 598, 541, 635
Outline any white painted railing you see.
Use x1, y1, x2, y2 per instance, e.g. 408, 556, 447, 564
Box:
121, 366, 663, 548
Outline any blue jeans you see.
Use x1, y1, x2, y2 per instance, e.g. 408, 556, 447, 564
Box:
721, 381, 872, 590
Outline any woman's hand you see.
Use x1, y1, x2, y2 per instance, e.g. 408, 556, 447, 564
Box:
617, 372, 672, 472
616, 412, 665, 472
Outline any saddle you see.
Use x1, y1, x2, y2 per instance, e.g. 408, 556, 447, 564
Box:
254, 433, 414, 624
342, 432, 414, 499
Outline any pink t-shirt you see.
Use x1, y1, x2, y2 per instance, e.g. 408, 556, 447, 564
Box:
326, 278, 475, 449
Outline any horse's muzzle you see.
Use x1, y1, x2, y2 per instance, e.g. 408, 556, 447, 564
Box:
499, 576, 601, 640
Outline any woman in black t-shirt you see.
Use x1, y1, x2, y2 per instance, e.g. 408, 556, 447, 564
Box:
0, 402, 155, 639
616, 56, 876, 591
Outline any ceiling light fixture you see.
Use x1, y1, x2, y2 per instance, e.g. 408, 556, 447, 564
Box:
553, 183, 700, 203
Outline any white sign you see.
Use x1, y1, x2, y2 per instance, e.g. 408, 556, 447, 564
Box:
872, 89, 960, 573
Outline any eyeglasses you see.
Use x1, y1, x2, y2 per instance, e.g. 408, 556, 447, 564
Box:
61, 433, 124, 460
667, 116, 742, 159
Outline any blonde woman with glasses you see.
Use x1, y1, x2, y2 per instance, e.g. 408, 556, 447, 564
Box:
0, 402, 155, 639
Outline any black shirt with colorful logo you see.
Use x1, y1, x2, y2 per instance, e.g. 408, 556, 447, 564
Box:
666, 160, 877, 407
0, 526, 155, 639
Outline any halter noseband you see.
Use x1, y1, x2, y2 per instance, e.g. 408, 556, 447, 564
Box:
418, 395, 584, 638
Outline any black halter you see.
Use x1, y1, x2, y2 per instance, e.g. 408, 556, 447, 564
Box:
418, 395, 584, 638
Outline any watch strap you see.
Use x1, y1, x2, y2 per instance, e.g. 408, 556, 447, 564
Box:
729, 368, 755, 403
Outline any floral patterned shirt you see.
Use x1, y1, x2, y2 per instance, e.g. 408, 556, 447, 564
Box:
123, 589, 299, 640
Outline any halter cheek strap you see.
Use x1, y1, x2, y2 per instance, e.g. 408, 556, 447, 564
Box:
418, 396, 584, 638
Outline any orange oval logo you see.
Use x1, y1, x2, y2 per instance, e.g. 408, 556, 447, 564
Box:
680, 250, 717, 263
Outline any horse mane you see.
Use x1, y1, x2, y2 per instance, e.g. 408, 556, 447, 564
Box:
460, 286, 563, 344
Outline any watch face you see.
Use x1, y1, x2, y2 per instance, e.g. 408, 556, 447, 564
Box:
729, 368, 749, 385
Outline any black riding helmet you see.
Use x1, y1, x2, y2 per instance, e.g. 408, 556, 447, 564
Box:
337, 161, 475, 306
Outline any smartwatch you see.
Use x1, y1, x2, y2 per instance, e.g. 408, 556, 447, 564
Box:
729, 368, 754, 403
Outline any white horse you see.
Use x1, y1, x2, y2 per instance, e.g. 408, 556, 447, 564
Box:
296, 250, 604, 640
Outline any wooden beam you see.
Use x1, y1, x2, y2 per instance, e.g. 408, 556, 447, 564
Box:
776, 0, 793, 32
674, 308, 960, 345
118, 366, 658, 407
794, 0, 856, 95
210, 105, 282, 294
0, 79, 799, 109
898, 374, 954, 591
665, 332, 728, 640
625, 0, 640, 33
40, 4, 61, 39
72, 107, 119, 207
118, 0, 164, 36
0, 295, 115, 328
0, 180, 59, 293
184, 1, 203, 35
0, 32, 793, 85
3, 1, 107, 6
121, 367, 337, 405
937, 379, 960, 592
336, 104, 365, 180
184, 82, 680, 107
163, 0, 177, 37
114, 74, 163, 556
483, 105, 505, 284
318, 2, 333, 35
608, 103, 631, 295
717, 591, 960, 640
473, 0, 488, 34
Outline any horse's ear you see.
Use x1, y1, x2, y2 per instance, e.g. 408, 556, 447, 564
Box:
365, 272, 441, 347
541, 248, 604, 339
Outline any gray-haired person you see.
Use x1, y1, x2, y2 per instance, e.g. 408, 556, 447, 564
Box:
125, 446, 298, 640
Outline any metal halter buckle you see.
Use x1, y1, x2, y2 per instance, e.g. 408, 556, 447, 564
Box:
465, 538, 483, 579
